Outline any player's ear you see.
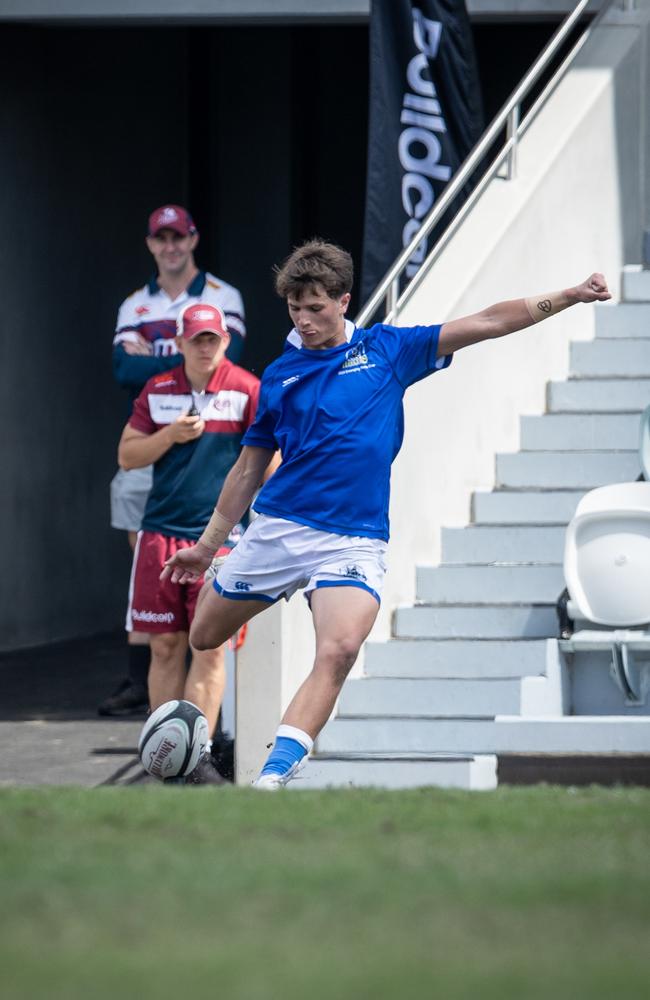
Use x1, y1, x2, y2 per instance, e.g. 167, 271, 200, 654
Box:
175, 335, 186, 353
189, 232, 199, 252
340, 292, 351, 315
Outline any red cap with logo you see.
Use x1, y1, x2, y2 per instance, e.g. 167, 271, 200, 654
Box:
148, 204, 197, 237
177, 303, 229, 341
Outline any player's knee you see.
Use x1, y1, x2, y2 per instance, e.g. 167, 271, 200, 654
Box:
189, 620, 218, 652
150, 631, 184, 667
317, 636, 361, 682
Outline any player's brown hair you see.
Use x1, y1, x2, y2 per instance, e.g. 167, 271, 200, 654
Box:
274, 239, 354, 300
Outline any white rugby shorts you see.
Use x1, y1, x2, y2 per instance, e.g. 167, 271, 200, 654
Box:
213, 514, 388, 605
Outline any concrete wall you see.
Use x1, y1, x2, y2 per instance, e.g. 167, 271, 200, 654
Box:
0, 0, 605, 23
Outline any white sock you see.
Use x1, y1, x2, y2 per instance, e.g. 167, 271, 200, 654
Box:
276, 724, 313, 753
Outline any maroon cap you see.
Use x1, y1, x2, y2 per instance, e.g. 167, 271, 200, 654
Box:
177, 303, 229, 341
148, 204, 197, 237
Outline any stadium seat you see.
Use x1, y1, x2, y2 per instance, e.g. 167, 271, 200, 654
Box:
639, 404, 650, 481
561, 481, 650, 704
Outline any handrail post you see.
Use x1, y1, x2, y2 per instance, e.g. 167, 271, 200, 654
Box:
505, 104, 520, 180
386, 276, 399, 318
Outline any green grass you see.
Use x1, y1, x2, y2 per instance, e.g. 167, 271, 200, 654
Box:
1, 785, 649, 1000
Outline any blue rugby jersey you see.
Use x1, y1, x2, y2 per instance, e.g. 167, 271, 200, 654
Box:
242, 321, 451, 540
130, 360, 259, 540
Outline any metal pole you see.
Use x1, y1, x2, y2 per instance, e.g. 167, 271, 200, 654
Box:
505, 105, 520, 181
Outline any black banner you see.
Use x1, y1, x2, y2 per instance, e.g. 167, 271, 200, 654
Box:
361, 0, 484, 306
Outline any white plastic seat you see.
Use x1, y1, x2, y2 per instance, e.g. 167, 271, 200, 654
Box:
561, 481, 650, 704
639, 404, 650, 482
564, 481, 650, 627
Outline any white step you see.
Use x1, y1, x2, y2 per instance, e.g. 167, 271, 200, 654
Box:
441, 525, 564, 564
595, 303, 650, 338
394, 603, 557, 639
570, 340, 650, 378
520, 413, 640, 451
339, 677, 529, 717
548, 378, 650, 412
472, 490, 584, 525
293, 753, 497, 790
621, 265, 650, 303
365, 638, 549, 678
317, 717, 650, 755
496, 450, 639, 489
417, 564, 565, 603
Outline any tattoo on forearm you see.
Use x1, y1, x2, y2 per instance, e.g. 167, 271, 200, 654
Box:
524, 292, 567, 323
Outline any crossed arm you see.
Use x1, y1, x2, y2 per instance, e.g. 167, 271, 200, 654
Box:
436, 273, 611, 356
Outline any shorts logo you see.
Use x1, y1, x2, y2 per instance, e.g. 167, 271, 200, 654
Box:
342, 564, 367, 582
132, 609, 175, 624
234, 581, 252, 591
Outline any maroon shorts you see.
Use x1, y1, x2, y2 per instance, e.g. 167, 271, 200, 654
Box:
127, 531, 206, 634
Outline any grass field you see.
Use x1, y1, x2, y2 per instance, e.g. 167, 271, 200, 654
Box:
1, 785, 649, 1000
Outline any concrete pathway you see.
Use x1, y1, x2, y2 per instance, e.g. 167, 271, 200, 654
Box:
0, 631, 146, 787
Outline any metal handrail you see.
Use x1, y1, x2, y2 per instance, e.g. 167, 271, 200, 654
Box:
356, 0, 614, 327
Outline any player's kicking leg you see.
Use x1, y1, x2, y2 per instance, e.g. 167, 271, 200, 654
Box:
190, 582, 271, 651
254, 585, 379, 789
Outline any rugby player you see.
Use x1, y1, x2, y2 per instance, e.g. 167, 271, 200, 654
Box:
162, 240, 610, 788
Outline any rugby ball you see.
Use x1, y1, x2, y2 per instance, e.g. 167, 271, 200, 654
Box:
138, 699, 209, 780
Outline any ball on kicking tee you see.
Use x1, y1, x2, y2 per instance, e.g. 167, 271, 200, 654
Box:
138, 699, 209, 780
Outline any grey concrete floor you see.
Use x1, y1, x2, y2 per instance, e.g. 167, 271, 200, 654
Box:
0, 632, 146, 786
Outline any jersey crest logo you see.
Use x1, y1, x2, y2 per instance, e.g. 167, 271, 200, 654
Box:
338, 341, 375, 375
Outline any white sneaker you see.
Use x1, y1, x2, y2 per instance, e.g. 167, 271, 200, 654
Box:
252, 758, 306, 790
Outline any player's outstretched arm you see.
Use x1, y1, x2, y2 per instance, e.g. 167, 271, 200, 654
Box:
161, 446, 277, 584
437, 273, 611, 357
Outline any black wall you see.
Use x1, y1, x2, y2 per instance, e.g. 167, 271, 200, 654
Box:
0, 26, 191, 650
0, 19, 561, 650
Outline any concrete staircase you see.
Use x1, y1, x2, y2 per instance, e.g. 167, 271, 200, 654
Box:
296, 270, 650, 790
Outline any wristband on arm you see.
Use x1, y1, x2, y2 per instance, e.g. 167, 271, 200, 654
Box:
524, 290, 570, 324
198, 509, 236, 553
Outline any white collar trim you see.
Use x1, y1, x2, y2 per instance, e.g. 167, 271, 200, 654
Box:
286, 319, 355, 350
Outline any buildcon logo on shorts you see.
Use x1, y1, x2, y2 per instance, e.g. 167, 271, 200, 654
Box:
132, 609, 175, 624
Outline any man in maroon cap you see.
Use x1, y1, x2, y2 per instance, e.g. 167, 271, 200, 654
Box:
100, 204, 247, 718
116, 302, 260, 783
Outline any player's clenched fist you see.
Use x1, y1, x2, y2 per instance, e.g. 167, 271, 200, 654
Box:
167, 413, 205, 444
573, 273, 611, 303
